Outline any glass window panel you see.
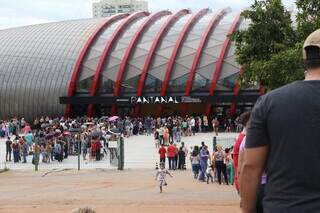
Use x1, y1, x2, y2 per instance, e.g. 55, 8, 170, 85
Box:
143, 74, 162, 94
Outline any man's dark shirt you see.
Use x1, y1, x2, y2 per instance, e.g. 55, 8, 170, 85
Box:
6, 140, 12, 151
246, 81, 320, 213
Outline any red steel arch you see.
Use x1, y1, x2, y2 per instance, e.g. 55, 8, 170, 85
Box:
133, 9, 190, 117
156, 8, 210, 116
205, 13, 242, 116
64, 13, 129, 117
160, 8, 210, 97
113, 10, 171, 97
87, 11, 150, 117
184, 9, 228, 96
136, 9, 190, 97
181, 9, 228, 116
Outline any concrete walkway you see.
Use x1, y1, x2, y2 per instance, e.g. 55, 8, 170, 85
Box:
0, 132, 237, 170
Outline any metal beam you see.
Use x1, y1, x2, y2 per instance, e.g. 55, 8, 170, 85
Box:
64, 13, 129, 117
60, 92, 260, 105
87, 11, 150, 117
184, 9, 228, 96
133, 9, 190, 117
205, 13, 242, 116
113, 10, 171, 97
157, 8, 210, 116
135, 9, 190, 97
160, 8, 210, 97
182, 9, 228, 116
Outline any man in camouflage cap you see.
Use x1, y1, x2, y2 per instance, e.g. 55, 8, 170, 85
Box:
240, 29, 320, 213
303, 29, 320, 69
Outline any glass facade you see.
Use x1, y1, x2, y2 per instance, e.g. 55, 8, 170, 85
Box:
0, 11, 256, 119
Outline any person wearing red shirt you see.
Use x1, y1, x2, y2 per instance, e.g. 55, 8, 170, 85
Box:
233, 111, 251, 192
167, 143, 177, 170
95, 139, 101, 161
91, 138, 97, 160
158, 144, 167, 164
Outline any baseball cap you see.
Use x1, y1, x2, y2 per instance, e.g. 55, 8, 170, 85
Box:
303, 29, 320, 69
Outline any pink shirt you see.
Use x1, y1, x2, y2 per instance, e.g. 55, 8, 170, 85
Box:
240, 137, 267, 185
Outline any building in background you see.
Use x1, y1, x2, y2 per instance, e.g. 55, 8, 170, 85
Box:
93, 0, 148, 17
0, 9, 260, 120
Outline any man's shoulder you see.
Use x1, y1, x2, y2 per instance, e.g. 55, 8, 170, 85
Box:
264, 81, 302, 100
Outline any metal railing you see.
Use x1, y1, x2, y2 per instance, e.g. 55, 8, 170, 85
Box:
0, 137, 125, 171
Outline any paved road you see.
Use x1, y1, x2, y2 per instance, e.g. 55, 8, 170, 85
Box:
0, 132, 237, 170
0, 169, 240, 213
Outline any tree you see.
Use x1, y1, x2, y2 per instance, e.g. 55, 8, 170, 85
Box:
233, 0, 320, 90
296, 0, 320, 40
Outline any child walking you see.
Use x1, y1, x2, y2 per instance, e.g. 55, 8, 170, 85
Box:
206, 164, 214, 184
155, 162, 173, 193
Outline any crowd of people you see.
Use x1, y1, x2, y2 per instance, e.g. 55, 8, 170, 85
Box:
157, 140, 235, 185
154, 112, 253, 195
0, 114, 245, 165
1, 117, 112, 164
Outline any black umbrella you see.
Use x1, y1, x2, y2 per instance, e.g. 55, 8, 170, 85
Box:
108, 128, 121, 135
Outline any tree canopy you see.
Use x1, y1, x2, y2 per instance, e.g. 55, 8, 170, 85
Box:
233, 0, 320, 90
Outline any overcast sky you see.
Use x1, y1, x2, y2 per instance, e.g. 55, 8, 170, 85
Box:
0, 0, 295, 30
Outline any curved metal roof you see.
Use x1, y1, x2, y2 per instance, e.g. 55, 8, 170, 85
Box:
0, 10, 247, 119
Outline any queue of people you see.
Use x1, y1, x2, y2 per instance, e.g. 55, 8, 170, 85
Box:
190, 142, 234, 185
158, 142, 188, 170
1, 114, 245, 140
158, 140, 235, 186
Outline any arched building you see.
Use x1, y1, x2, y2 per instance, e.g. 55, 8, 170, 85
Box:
0, 9, 260, 120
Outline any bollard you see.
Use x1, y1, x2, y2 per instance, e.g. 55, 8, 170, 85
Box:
34, 153, 39, 171
78, 140, 81, 171
118, 136, 124, 170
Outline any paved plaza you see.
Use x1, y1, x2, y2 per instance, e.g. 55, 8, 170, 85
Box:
0, 168, 240, 213
0, 132, 240, 213
0, 132, 237, 170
